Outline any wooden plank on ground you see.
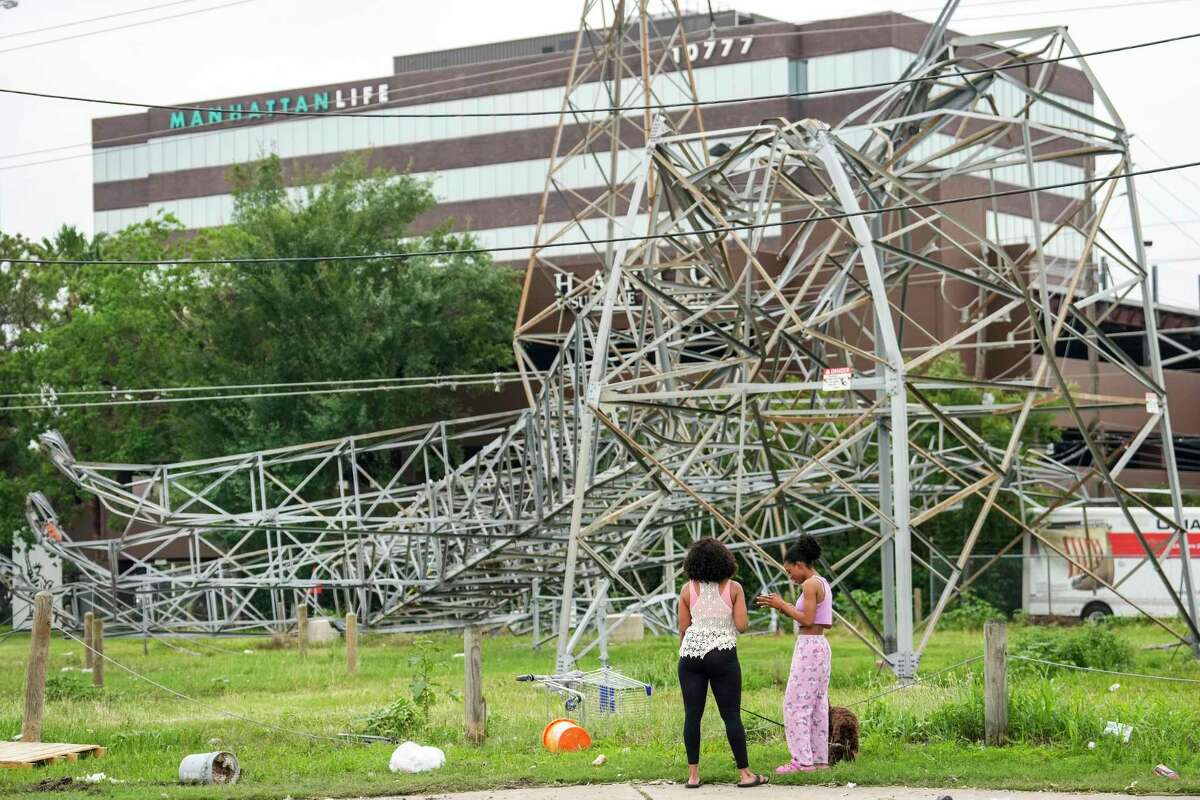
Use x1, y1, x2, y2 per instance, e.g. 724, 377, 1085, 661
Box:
0, 742, 106, 769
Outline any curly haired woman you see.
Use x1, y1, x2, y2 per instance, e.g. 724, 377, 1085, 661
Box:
755, 535, 832, 774
677, 538, 768, 789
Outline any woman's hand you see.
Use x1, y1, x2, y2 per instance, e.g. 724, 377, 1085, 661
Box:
754, 592, 785, 611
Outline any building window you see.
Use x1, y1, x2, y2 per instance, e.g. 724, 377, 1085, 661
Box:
788, 59, 807, 96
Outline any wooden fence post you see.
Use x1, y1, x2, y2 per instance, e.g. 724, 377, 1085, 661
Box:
984, 620, 1008, 746
91, 616, 105, 688
21, 592, 53, 742
297, 605, 308, 659
531, 578, 541, 651
83, 610, 94, 669
464, 626, 486, 744
345, 612, 358, 676
142, 601, 150, 656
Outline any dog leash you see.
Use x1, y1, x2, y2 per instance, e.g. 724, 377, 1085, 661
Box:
741, 706, 785, 727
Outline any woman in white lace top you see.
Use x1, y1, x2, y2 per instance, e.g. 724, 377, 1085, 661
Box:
676, 538, 768, 789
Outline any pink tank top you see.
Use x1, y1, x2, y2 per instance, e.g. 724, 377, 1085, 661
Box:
797, 576, 833, 626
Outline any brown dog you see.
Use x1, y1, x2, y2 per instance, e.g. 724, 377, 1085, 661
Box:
828, 706, 860, 764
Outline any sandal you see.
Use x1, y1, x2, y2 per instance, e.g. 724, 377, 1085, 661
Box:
738, 773, 769, 788
685, 780, 702, 789
775, 762, 815, 775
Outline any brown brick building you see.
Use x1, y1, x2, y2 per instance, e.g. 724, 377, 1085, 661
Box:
89, 9, 1200, 487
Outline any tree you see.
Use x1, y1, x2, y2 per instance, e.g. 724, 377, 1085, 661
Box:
0, 155, 521, 549
189, 154, 520, 452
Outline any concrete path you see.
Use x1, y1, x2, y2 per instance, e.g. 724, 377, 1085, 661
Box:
395, 783, 1187, 800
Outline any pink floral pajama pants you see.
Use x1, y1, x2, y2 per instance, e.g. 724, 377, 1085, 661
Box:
783, 634, 831, 766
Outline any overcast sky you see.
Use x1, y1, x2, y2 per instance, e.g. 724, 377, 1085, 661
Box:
1, 0, 1198, 306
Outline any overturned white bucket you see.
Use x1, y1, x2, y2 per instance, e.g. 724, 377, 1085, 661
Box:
179, 751, 241, 785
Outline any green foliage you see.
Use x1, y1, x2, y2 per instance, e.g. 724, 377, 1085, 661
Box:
849, 588, 884, 630
354, 695, 421, 740
2, 626, 1200, 797
44, 672, 103, 701
940, 593, 1006, 629
1012, 623, 1135, 674
407, 638, 440, 724
849, 588, 1002, 631
0, 154, 520, 550
913, 352, 1061, 450
358, 638, 461, 739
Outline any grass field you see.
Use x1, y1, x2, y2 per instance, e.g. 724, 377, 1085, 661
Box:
1, 620, 1199, 798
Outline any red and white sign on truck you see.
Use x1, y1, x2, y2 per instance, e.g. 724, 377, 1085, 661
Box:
1024, 505, 1200, 621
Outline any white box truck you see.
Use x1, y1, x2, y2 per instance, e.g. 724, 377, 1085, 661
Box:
1024, 505, 1200, 621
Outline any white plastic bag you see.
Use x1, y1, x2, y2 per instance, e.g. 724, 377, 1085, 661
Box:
1103, 720, 1133, 743
388, 741, 446, 774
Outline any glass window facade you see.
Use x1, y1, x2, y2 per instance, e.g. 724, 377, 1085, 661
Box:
93, 58, 790, 186
987, 209, 1086, 261
92, 47, 1095, 245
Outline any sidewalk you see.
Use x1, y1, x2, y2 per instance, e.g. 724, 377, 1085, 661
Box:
393, 784, 1185, 800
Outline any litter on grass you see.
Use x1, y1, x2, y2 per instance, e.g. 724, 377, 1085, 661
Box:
592, 754, 607, 766
81, 773, 124, 784
1103, 721, 1133, 743
388, 741, 446, 773
1154, 764, 1180, 780
179, 752, 241, 785
1108, 683, 1120, 692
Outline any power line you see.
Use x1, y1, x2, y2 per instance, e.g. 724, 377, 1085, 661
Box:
0, 0, 230, 41
1010, 655, 1200, 684
0, 0, 262, 56
0, 373, 531, 412
2, 29, 1196, 121
0, 4, 1181, 172
0, 371, 531, 400
3, 159, 1197, 267
0, 48, 580, 166
56, 626, 345, 743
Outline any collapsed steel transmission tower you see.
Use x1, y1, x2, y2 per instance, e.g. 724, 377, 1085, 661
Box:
12, 3, 1200, 673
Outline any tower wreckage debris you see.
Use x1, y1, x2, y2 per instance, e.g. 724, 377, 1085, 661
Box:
10, 2, 1200, 675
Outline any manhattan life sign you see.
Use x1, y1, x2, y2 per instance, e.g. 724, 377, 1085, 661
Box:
168, 81, 392, 130
164, 36, 758, 131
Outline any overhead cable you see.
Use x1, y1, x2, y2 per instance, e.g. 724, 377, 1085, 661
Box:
3, 159, 1197, 266
2, 30, 1196, 120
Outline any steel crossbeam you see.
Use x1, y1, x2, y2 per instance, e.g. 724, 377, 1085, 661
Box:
8, 3, 1200, 671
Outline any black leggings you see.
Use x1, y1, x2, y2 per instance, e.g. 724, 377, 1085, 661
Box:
678, 647, 748, 768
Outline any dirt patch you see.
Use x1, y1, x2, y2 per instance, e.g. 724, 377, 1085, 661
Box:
33, 777, 74, 792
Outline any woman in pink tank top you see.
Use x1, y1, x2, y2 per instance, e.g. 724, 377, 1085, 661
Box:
754, 535, 832, 773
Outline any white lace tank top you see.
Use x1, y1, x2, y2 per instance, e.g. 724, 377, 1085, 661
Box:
679, 580, 739, 658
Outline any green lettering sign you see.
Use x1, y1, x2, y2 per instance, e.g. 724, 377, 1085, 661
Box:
164, 86, 365, 132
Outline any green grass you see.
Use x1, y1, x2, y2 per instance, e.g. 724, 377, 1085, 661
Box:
1, 622, 1199, 798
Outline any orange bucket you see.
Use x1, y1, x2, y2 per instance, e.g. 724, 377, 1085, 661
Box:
542, 718, 592, 752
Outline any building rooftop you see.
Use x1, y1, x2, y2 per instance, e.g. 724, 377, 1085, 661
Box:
392, 9, 774, 74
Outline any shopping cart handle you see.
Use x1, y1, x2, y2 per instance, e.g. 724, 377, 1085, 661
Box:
515, 673, 535, 682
